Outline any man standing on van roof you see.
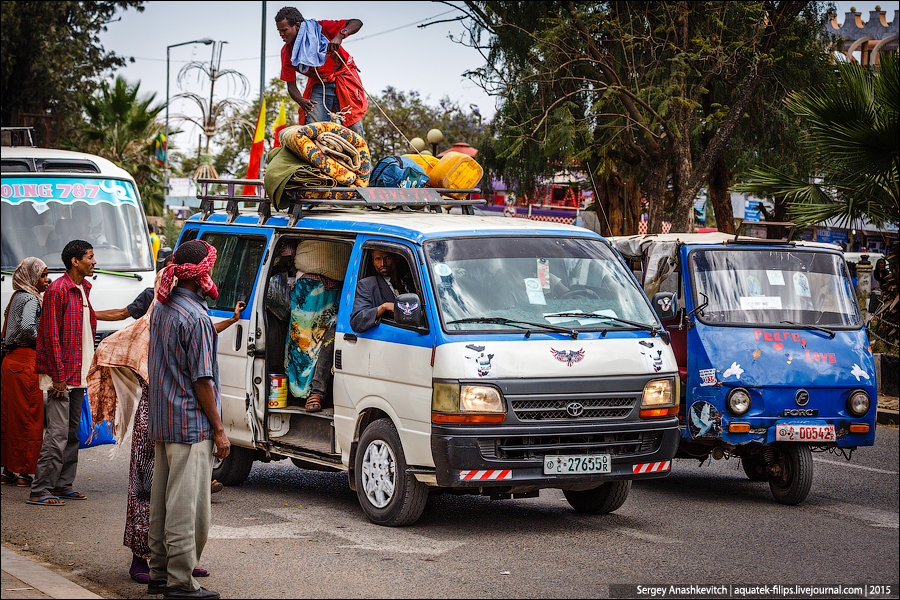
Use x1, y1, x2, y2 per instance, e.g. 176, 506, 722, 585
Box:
275, 6, 367, 137
147, 240, 229, 600
28, 239, 96, 506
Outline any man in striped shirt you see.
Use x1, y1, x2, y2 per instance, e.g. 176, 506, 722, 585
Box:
147, 240, 229, 600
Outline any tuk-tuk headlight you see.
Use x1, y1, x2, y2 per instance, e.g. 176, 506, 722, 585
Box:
846, 390, 870, 417
726, 388, 752, 416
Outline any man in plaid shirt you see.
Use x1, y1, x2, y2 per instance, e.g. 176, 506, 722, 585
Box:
28, 239, 96, 506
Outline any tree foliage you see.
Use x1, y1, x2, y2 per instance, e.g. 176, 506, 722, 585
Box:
452, 0, 813, 234
0, 1, 144, 140
69, 75, 166, 216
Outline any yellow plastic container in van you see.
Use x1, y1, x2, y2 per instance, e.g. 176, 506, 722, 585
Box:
427, 153, 484, 198
403, 153, 440, 175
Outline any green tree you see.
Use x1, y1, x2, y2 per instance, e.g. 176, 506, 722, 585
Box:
453, 1, 810, 234
0, 1, 144, 141
71, 76, 166, 215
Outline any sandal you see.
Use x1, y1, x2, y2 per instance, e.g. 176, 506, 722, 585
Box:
16, 475, 33, 487
0, 472, 11, 485
210, 480, 224, 494
27, 495, 65, 506
193, 567, 210, 578
305, 396, 322, 413
58, 490, 87, 500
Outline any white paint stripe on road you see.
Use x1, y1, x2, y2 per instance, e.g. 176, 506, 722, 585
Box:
809, 499, 899, 530
615, 527, 678, 544
813, 457, 898, 475
209, 508, 463, 556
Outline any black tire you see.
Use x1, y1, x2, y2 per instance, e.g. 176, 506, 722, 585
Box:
354, 418, 428, 526
563, 480, 631, 514
767, 443, 813, 505
740, 453, 768, 482
212, 445, 254, 486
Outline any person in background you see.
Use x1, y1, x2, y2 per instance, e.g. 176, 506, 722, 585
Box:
275, 6, 367, 136
96, 248, 174, 322
1, 257, 50, 488
146, 240, 229, 599
29, 240, 96, 506
149, 224, 161, 266
874, 258, 889, 290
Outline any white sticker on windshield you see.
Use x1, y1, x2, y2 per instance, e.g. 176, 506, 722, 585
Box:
32, 203, 49, 215
793, 272, 811, 298
746, 275, 763, 296
434, 263, 452, 277
766, 270, 785, 286
739, 296, 783, 310
524, 278, 546, 305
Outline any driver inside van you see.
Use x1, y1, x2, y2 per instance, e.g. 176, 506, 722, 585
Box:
349, 250, 415, 333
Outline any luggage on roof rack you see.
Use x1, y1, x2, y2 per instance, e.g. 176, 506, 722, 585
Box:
195, 178, 481, 226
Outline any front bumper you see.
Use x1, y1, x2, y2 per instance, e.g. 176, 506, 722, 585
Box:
431, 417, 680, 488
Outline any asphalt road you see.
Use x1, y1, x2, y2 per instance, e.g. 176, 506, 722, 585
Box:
2, 427, 897, 599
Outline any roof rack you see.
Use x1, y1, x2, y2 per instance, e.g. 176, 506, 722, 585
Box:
729, 219, 797, 245
196, 178, 482, 227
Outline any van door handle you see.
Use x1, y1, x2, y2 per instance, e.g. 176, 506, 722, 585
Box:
343, 333, 357, 343
235, 324, 243, 351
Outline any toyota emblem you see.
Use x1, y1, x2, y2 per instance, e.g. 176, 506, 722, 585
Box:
566, 402, 585, 417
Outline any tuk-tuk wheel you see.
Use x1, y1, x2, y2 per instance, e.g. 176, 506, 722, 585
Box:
563, 480, 631, 514
767, 443, 813, 505
740, 453, 767, 482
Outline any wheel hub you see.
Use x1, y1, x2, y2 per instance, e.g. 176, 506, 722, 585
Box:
361, 439, 396, 508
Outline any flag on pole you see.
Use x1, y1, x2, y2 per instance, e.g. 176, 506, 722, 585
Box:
154, 132, 166, 166
272, 101, 287, 148
242, 99, 266, 196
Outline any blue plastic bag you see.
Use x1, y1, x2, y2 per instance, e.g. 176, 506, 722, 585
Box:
77, 392, 115, 449
370, 156, 429, 188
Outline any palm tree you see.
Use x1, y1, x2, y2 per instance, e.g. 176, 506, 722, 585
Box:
72, 75, 167, 215
736, 51, 898, 230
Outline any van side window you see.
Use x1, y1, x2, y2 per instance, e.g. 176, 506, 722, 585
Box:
350, 247, 423, 332
201, 233, 266, 311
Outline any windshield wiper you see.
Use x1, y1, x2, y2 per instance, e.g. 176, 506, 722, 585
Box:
545, 311, 669, 342
93, 269, 144, 281
780, 320, 835, 339
447, 317, 580, 339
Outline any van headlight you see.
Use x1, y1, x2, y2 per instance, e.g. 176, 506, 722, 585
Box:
641, 378, 674, 407
432, 382, 505, 424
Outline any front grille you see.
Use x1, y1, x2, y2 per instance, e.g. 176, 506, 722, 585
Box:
477, 431, 660, 460
511, 396, 635, 421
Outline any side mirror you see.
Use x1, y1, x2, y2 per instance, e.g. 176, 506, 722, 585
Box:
651, 292, 678, 321
868, 289, 883, 316
394, 293, 423, 327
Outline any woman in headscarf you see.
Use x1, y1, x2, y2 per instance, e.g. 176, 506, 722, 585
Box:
1, 257, 50, 486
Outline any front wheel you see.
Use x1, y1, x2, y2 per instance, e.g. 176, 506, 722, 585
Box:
563, 480, 631, 514
354, 419, 428, 526
212, 445, 254, 486
767, 443, 813, 505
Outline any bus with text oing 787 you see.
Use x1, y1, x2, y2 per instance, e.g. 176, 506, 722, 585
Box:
1, 146, 155, 344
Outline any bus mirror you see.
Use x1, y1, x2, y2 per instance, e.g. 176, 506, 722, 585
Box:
395, 293, 422, 327
651, 292, 677, 321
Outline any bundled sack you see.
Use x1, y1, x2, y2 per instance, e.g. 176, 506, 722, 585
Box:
370, 156, 430, 188
294, 239, 352, 282
279, 122, 371, 200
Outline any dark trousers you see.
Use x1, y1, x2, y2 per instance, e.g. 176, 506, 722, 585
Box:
31, 387, 83, 497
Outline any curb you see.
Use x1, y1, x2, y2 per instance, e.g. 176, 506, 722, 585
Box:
0, 546, 102, 599
877, 408, 899, 427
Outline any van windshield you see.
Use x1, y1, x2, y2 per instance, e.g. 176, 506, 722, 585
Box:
424, 237, 658, 333
1, 177, 153, 271
689, 248, 861, 328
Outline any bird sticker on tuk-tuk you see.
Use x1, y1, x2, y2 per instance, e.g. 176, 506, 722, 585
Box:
688, 401, 721, 438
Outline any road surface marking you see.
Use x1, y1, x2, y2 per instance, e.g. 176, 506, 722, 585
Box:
810, 499, 899, 529
209, 507, 463, 555
813, 457, 898, 475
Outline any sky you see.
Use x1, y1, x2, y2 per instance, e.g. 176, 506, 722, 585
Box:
97, 1, 494, 154
96, 1, 896, 155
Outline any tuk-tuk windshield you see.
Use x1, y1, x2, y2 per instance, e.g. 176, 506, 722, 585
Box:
689, 248, 861, 328
424, 236, 658, 333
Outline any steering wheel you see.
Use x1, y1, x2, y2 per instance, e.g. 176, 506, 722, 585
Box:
561, 288, 599, 299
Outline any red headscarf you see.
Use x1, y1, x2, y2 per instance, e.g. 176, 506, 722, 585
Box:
156, 240, 219, 304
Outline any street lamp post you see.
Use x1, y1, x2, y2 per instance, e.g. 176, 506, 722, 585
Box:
427, 128, 443, 156
165, 39, 214, 200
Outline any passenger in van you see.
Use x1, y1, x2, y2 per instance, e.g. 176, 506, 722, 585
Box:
350, 250, 415, 332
